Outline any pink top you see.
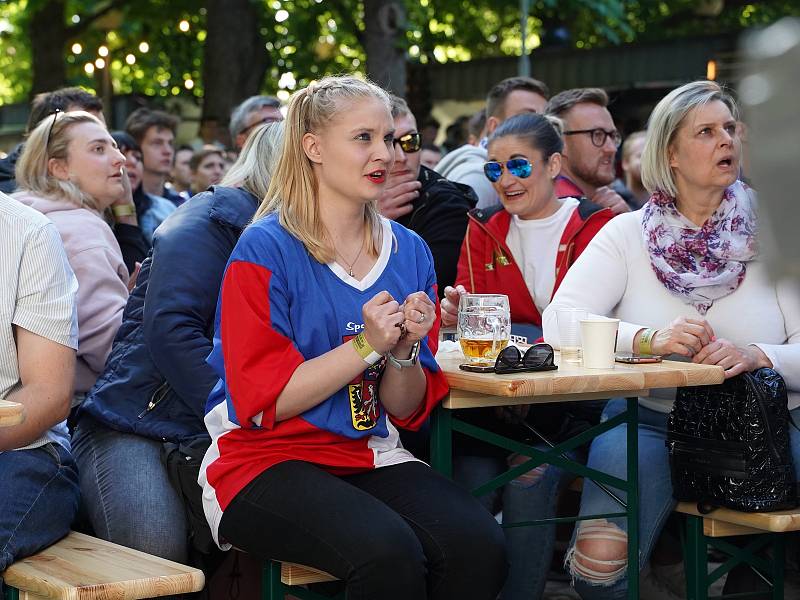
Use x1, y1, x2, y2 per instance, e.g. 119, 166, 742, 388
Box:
13, 191, 128, 393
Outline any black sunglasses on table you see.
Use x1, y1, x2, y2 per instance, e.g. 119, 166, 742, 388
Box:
393, 132, 422, 154
494, 343, 557, 374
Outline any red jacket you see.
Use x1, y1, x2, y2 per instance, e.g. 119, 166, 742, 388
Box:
454, 199, 614, 326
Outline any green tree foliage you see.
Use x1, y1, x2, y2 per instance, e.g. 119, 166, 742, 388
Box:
0, 0, 797, 105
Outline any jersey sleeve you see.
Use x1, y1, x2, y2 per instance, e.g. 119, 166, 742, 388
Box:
213, 227, 305, 429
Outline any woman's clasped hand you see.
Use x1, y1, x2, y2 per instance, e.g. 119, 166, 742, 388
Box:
646, 316, 771, 377
362, 290, 436, 354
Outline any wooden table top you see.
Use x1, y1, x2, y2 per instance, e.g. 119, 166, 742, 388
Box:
0, 399, 24, 428
436, 352, 725, 409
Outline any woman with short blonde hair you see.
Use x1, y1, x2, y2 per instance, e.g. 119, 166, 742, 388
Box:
543, 80, 799, 599
641, 81, 739, 198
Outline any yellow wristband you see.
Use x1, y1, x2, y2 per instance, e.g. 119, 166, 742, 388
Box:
112, 204, 136, 218
353, 332, 382, 365
638, 328, 657, 355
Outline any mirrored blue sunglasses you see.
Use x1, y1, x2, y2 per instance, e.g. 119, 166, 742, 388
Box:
483, 158, 532, 183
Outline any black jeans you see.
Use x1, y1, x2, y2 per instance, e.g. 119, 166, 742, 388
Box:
219, 460, 508, 600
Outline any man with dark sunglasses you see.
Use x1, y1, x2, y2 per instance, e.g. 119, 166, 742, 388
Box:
545, 88, 630, 215
378, 95, 477, 295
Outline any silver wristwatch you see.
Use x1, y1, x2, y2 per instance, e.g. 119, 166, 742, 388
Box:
387, 341, 421, 370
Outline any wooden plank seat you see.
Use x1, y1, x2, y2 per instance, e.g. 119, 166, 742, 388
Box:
675, 502, 800, 600
262, 560, 340, 600
2, 531, 205, 599
279, 562, 337, 586
0, 399, 24, 428
676, 501, 800, 536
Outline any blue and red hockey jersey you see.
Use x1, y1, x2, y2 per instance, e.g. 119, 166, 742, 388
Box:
199, 213, 449, 546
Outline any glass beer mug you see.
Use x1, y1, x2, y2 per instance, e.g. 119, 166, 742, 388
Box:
457, 294, 511, 363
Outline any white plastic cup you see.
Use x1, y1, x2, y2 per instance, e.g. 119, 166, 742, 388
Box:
556, 308, 588, 364
580, 318, 620, 369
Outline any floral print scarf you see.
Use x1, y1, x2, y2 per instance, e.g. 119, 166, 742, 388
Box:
641, 180, 758, 315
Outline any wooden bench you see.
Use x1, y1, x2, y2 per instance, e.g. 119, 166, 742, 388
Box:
2, 531, 205, 600
263, 560, 340, 600
676, 502, 800, 600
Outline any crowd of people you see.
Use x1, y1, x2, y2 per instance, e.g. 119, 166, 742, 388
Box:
0, 68, 798, 600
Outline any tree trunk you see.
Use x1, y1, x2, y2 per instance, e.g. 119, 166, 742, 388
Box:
29, 0, 70, 97
363, 0, 406, 96
201, 0, 270, 144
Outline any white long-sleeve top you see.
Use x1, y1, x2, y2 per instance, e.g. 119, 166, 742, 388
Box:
542, 210, 800, 412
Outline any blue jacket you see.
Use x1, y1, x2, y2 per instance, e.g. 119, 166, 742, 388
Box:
78, 186, 259, 442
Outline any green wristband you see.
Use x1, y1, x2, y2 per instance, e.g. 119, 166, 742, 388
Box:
353, 332, 383, 365
638, 328, 657, 355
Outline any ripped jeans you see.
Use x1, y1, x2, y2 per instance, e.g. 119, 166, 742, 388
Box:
455, 448, 581, 600
566, 399, 674, 599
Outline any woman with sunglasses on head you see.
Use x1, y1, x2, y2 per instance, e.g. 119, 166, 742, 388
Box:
72, 122, 284, 567
440, 112, 614, 600
13, 111, 130, 408
198, 76, 507, 599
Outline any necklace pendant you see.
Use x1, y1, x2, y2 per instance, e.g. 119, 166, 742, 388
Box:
348, 267, 353, 277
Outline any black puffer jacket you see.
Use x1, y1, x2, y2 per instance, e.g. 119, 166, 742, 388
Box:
396, 165, 476, 294
0, 143, 22, 194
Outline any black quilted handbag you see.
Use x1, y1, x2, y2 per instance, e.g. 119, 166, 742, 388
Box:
666, 368, 798, 512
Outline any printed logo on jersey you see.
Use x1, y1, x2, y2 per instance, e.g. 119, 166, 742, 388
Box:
344, 334, 383, 430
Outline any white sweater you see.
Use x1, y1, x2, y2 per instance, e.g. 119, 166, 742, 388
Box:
542, 210, 800, 412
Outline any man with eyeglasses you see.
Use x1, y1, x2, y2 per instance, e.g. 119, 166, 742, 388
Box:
229, 95, 283, 151
378, 95, 477, 294
545, 88, 630, 215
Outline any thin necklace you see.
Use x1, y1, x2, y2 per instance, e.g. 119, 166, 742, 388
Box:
336, 239, 365, 277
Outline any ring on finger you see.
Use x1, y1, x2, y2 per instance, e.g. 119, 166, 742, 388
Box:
416, 311, 426, 324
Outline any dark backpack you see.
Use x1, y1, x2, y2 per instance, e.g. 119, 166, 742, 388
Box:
667, 368, 798, 512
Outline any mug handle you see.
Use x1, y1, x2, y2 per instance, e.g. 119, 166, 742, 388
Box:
490, 316, 502, 357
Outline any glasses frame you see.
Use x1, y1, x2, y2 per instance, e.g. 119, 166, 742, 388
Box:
483, 158, 533, 183
240, 116, 282, 139
45, 109, 63, 151
563, 128, 622, 148
494, 343, 557, 374
393, 132, 421, 154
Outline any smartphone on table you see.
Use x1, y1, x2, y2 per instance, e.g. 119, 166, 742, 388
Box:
614, 352, 662, 364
